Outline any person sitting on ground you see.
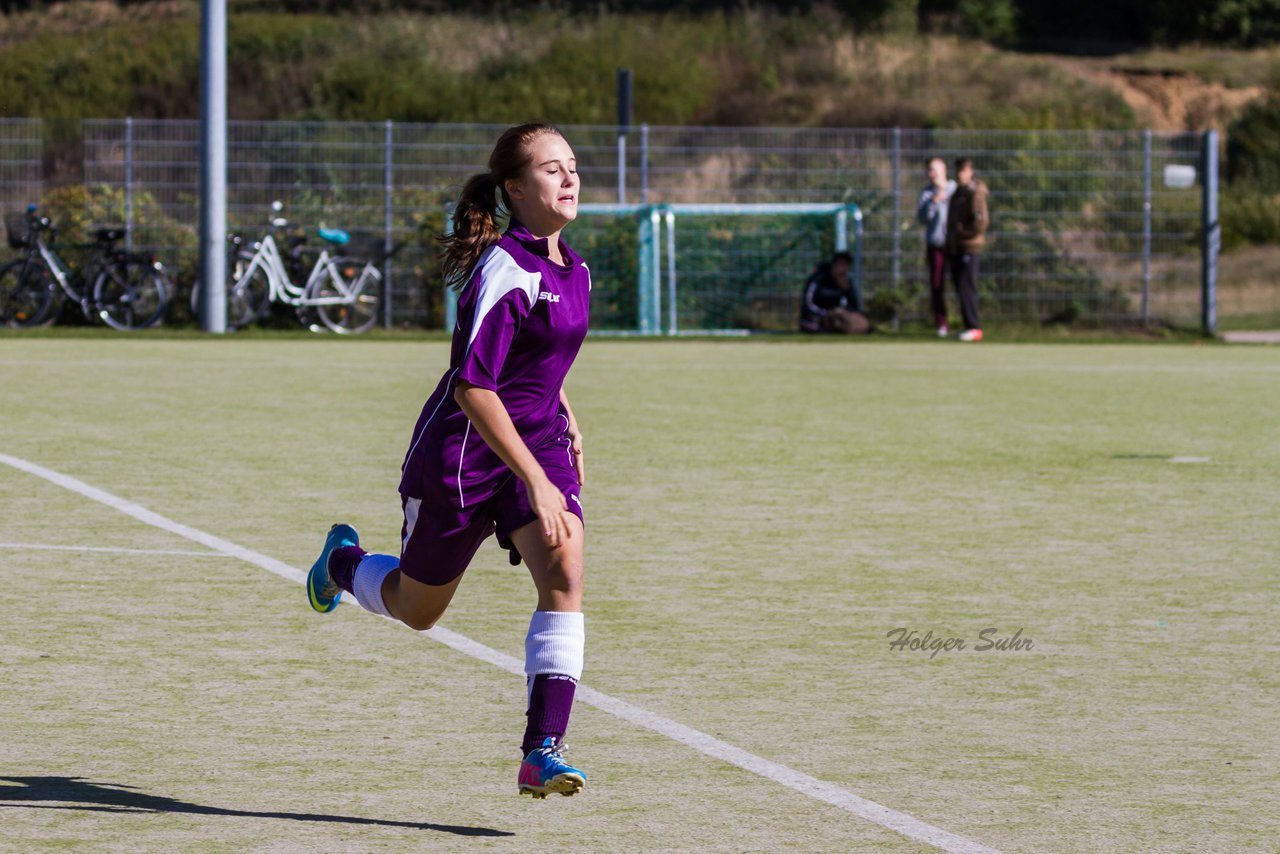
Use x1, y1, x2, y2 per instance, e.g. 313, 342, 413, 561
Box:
799, 251, 869, 334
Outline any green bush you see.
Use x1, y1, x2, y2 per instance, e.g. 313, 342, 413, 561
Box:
1197, 0, 1280, 47
1227, 94, 1280, 191
1222, 186, 1280, 249
958, 0, 1019, 46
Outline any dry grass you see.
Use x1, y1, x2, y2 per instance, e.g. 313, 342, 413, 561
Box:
4, 6, 1261, 132
0, 0, 192, 48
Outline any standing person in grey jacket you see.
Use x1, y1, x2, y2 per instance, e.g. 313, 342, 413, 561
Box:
917, 157, 956, 338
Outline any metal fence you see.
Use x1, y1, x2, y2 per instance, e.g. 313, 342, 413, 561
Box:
0, 118, 43, 242
8, 120, 1211, 330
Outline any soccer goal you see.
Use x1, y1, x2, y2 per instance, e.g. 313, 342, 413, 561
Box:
442, 203, 862, 335
575, 202, 864, 335
649, 203, 863, 335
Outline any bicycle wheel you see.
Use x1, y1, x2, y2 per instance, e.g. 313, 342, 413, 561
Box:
313, 258, 381, 335
0, 258, 57, 328
93, 258, 171, 330
228, 250, 271, 329
190, 252, 270, 330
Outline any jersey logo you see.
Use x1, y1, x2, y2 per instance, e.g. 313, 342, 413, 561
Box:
538, 291, 561, 303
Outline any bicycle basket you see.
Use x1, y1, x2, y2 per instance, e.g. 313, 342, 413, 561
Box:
5, 211, 31, 250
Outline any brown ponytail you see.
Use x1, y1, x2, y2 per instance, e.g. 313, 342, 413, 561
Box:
438, 122, 563, 289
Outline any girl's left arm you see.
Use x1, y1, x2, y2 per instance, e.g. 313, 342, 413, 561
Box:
560, 386, 585, 485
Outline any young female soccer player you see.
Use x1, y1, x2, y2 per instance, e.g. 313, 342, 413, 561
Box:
306, 123, 590, 799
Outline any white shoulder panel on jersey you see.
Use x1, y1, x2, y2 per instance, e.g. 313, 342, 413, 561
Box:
467, 245, 542, 351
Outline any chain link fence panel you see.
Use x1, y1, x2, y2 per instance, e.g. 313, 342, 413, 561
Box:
78, 120, 1205, 331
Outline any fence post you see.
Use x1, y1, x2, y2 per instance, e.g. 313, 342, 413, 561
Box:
1141, 129, 1152, 325
617, 68, 632, 205
124, 117, 133, 252
1201, 129, 1219, 336
384, 118, 393, 330
891, 127, 901, 330
640, 123, 649, 205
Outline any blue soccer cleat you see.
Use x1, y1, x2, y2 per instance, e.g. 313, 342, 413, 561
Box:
307, 523, 359, 613
518, 737, 586, 799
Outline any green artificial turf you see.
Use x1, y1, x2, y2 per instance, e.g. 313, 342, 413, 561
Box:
1, 336, 1276, 852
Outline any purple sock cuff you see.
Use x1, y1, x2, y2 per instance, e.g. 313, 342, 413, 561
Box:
522, 673, 578, 756
329, 545, 367, 593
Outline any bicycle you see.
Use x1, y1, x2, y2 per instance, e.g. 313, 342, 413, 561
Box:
191, 201, 383, 334
0, 206, 172, 330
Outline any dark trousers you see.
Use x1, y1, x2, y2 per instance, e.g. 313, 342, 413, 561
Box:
925, 248, 947, 327
949, 251, 982, 331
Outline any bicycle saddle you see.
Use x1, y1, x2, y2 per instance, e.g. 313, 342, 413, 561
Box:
317, 227, 350, 246
94, 228, 125, 242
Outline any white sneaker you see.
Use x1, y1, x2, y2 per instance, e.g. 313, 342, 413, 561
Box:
958, 329, 984, 342
937, 325, 948, 338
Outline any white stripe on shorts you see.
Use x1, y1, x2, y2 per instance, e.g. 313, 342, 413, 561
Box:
456, 421, 471, 508
402, 496, 422, 552
558, 413, 573, 467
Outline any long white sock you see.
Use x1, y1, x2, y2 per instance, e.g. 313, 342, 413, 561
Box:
525, 610, 585, 684
350, 553, 398, 619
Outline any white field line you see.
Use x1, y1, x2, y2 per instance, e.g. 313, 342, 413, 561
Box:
0, 542, 229, 558
0, 451, 1001, 854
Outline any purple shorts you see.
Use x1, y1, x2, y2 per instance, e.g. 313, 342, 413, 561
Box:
398, 443, 583, 587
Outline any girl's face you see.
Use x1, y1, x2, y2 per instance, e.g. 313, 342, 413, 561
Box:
505, 133, 579, 235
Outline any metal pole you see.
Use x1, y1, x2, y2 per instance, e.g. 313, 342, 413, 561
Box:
617, 68, 633, 205
1201, 129, 1219, 336
124, 116, 133, 253
198, 0, 226, 333
1141, 129, 1152, 325
384, 118, 393, 331
665, 209, 676, 335
617, 135, 627, 204
891, 127, 901, 330
853, 207, 864, 308
443, 208, 457, 332
836, 206, 865, 314
650, 207, 662, 334
640, 123, 649, 205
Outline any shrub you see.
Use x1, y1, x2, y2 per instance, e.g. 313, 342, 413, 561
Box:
1222, 186, 1280, 249
958, 0, 1019, 46
1227, 94, 1280, 191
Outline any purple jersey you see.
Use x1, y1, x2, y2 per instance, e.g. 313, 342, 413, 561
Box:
400, 221, 590, 509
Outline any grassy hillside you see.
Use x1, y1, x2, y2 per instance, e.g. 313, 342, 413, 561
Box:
3, 2, 1276, 132
0, 3, 1147, 129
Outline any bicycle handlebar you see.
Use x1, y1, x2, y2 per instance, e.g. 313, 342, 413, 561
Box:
22, 204, 53, 233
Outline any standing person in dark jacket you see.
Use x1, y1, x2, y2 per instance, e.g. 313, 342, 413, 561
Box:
799, 251, 868, 334
945, 157, 989, 342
